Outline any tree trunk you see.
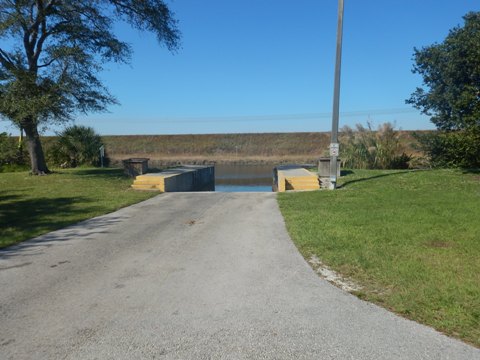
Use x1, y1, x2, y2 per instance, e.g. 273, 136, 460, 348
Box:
23, 119, 50, 175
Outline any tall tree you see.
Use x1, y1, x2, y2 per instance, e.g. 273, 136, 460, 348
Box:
0, 1, 180, 174
407, 12, 480, 168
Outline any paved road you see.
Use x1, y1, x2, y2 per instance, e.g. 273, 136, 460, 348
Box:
1, 193, 478, 359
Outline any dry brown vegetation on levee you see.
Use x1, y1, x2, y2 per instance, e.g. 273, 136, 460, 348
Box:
43, 132, 420, 165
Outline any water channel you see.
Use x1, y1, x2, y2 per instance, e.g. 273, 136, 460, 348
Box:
215, 164, 273, 192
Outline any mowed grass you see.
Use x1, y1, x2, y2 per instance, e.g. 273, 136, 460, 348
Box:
278, 169, 480, 346
0, 168, 158, 248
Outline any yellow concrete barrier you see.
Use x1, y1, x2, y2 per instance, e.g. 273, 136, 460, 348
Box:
132, 165, 214, 192
273, 165, 320, 192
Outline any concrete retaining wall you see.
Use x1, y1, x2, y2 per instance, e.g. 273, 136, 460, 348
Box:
273, 165, 320, 192
132, 165, 215, 192
163, 166, 215, 192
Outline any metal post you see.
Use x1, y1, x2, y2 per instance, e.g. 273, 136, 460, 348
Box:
99, 145, 105, 168
329, 0, 344, 189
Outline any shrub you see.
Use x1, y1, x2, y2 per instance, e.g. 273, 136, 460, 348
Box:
340, 122, 412, 169
413, 129, 480, 168
48, 125, 105, 168
0, 132, 29, 171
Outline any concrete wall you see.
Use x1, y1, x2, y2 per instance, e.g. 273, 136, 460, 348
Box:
163, 166, 215, 192
123, 158, 149, 177
272, 169, 286, 192
273, 165, 320, 192
318, 158, 341, 178
193, 166, 215, 191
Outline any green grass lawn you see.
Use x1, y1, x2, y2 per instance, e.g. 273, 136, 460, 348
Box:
278, 169, 480, 347
0, 168, 158, 248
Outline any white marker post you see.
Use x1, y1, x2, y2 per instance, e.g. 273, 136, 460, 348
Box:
329, 0, 344, 190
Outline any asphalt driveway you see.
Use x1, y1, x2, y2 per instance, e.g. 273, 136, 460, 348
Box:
1, 192, 478, 359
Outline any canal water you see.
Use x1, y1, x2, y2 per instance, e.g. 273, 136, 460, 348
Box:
215, 164, 273, 192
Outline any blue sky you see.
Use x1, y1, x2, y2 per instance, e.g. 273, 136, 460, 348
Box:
2, 0, 480, 135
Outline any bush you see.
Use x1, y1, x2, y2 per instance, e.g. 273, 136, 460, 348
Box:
0, 132, 29, 171
340, 122, 412, 169
47, 125, 106, 168
414, 129, 480, 168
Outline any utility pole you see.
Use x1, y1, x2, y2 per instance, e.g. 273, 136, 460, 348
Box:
329, 0, 344, 189
99, 145, 105, 168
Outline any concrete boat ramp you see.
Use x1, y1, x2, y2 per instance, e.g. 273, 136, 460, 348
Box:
132, 164, 321, 192
1, 192, 477, 359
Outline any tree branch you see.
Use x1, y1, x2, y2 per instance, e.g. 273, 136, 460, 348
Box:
0, 48, 16, 71
27, 0, 54, 72
37, 55, 58, 68
33, 8, 49, 64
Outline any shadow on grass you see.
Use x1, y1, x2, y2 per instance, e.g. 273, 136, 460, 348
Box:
0, 193, 22, 202
0, 195, 126, 257
68, 167, 127, 178
339, 170, 414, 188
341, 170, 354, 176
462, 168, 480, 174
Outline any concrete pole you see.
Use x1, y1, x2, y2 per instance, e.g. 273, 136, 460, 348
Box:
329, 0, 344, 189
100, 145, 105, 168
